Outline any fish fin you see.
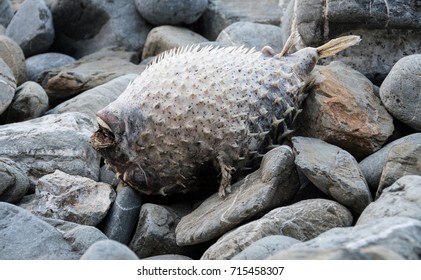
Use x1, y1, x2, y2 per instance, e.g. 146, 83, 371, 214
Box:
278, 31, 301, 57
217, 154, 235, 198
317, 35, 361, 59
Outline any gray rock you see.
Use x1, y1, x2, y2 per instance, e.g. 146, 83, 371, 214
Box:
0, 0, 13, 27
269, 217, 421, 260
18, 170, 115, 226
232, 235, 301, 260
292, 137, 372, 215
45, 0, 151, 58
5, 81, 49, 123
216, 21, 283, 53
176, 146, 299, 246
141, 254, 193, 260
26, 52, 75, 82
39, 49, 145, 98
295, 61, 394, 159
99, 165, 120, 188
0, 157, 29, 203
0, 112, 100, 187
46, 74, 138, 121
380, 54, 421, 130
201, 199, 353, 259
0, 57, 16, 115
0, 35, 26, 85
6, 0, 54, 57
142, 26, 208, 60
357, 175, 421, 225
101, 186, 142, 245
81, 240, 139, 260
0, 24, 5, 35
129, 203, 185, 258
195, 0, 282, 40
359, 133, 421, 193
134, 0, 208, 26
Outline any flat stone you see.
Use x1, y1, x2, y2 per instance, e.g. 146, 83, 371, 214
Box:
81, 240, 139, 260
201, 199, 353, 259
0, 157, 29, 203
176, 146, 299, 246
292, 137, 372, 214
0, 57, 16, 115
26, 52, 75, 82
0, 0, 13, 27
0, 35, 26, 85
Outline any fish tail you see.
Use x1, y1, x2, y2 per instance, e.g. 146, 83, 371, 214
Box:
316, 35, 361, 59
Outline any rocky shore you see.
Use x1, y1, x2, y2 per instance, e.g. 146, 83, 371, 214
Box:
1, 0, 421, 260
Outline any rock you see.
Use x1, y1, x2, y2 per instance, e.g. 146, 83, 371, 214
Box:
142, 26, 208, 60
134, 0, 208, 26
45, 0, 151, 58
269, 217, 421, 260
282, 0, 421, 84
0, 57, 16, 115
175, 146, 299, 246
0, 112, 100, 187
201, 199, 353, 259
141, 254, 193, 260
4, 81, 49, 123
0, 202, 105, 259
45, 74, 138, 120
18, 170, 115, 226
129, 203, 186, 258
26, 52, 75, 82
380, 54, 421, 130
216, 21, 283, 53
0, 0, 13, 27
6, 0, 54, 57
292, 137, 372, 215
81, 240, 139, 260
0, 24, 5, 35
195, 0, 282, 40
101, 186, 142, 245
0, 157, 30, 203
359, 133, 421, 193
295, 61, 394, 159
231, 235, 301, 260
357, 176, 421, 225
0, 35, 26, 85
39, 48, 145, 98
99, 165, 120, 188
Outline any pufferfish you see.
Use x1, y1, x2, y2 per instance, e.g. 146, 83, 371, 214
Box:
90, 32, 360, 197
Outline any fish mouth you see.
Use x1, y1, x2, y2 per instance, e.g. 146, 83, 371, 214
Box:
90, 116, 117, 150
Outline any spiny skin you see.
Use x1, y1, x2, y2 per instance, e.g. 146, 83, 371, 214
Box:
91, 37, 358, 196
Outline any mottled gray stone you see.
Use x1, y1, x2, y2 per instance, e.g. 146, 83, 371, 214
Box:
0, 157, 29, 203
102, 186, 142, 245
6, 0, 54, 57
176, 146, 299, 246
0, 0, 13, 27
0, 35, 26, 85
292, 137, 372, 214
0, 57, 16, 115
99, 165, 120, 188
26, 52, 75, 82
201, 199, 353, 260
81, 240, 139, 260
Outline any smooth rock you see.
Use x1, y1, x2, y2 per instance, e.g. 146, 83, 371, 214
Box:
292, 137, 372, 215
269, 217, 421, 260
0, 24, 4, 35
380, 54, 421, 130
0, 57, 16, 115
101, 186, 142, 245
39, 49, 144, 98
0, 0, 13, 27
45, 0, 151, 58
18, 170, 115, 226
195, 0, 282, 40
142, 26, 208, 60
135, 0, 208, 26
176, 146, 299, 246
201, 199, 353, 259
232, 235, 301, 260
26, 52, 75, 82
5, 81, 49, 123
216, 21, 283, 53
99, 165, 120, 188
46, 74, 138, 120
6, 0, 54, 57
81, 240, 139, 260
0, 112, 100, 187
141, 254, 193, 260
0, 35, 26, 85
0, 157, 29, 203
357, 175, 421, 225
295, 61, 394, 159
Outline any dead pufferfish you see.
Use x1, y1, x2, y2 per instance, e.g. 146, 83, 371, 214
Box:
91, 32, 360, 197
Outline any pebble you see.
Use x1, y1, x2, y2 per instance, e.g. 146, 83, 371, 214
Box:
175, 146, 299, 246
0, 58, 16, 115
0, 35, 26, 85
380, 54, 421, 130
292, 137, 372, 215
6, 0, 54, 57
0, 157, 30, 203
201, 199, 353, 259
134, 0, 208, 26
81, 240, 139, 260
26, 52, 75, 82
18, 170, 116, 226
0, 0, 13, 27
99, 165, 120, 188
